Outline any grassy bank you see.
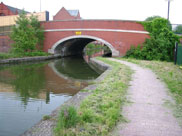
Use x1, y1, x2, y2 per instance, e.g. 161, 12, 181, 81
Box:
0, 52, 50, 60
119, 58, 182, 123
55, 57, 133, 136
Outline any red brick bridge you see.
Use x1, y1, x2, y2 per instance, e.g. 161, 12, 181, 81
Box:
41, 20, 149, 57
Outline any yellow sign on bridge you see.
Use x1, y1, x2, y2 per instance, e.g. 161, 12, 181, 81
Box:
75, 31, 82, 35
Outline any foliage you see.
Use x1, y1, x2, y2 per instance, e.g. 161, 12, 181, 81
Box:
0, 53, 17, 59
144, 16, 172, 31
30, 15, 45, 50
125, 18, 179, 61
145, 15, 162, 21
55, 57, 133, 136
84, 43, 110, 56
10, 11, 44, 54
0, 51, 49, 60
22, 51, 49, 57
174, 25, 182, 34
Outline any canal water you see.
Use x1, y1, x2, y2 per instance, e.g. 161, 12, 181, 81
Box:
0, 57, 100, 136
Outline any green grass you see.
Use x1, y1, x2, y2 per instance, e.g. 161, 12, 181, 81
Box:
0, 51, 50, 60
0, 53, 18, 59
119, 58, 182, 124
43, 115, 51, 120
55, 106, 79, 135
54, 57, 133, 136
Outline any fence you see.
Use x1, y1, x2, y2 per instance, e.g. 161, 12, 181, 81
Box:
175, 43, 182, 65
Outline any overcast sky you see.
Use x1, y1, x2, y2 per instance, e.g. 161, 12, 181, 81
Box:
1, 0, 182, 24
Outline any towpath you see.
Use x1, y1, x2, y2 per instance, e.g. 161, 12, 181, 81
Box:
110, 58, 182, 136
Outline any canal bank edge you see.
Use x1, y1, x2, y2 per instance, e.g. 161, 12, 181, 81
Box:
21, 57, 112, 136
0, 54, 62, 64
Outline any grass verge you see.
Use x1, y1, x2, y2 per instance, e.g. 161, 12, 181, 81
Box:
0, 51, 50, 60
119, 58, 182, 124
55, 57, 133, 136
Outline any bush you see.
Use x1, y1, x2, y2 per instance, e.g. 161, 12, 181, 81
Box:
125, 18, 179, 61
145, 15, 161, 21
10, 11, 44, 54
174, 25, 182, 34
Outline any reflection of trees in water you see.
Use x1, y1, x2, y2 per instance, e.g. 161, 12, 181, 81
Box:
54, 57, 100, 80
0, 57, 100, 106
11, 63, 47, 105
0, 63, 47, 105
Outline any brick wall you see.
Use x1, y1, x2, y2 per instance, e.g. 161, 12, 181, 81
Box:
0, 2, 16, 16
53, 7, 81, 20
42, 20, 149, 56
0, 35, 11, 53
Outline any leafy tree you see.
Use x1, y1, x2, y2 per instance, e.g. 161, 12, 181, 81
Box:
125, 18, 179, 61
145, 15, 161, 21
30, 15, 44, 50
174, 25, 182, 34
10, 11, 44, 54
145, 16, 172, 31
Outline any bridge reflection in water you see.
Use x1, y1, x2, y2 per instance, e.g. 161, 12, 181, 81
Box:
0, 57, 100, 136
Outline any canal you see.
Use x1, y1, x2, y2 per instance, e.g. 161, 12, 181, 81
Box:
0, 57, 101, 136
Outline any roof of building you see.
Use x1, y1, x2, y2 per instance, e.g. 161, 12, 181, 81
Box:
6, 5, 29, 14
0, 2, 29, 14
67, 10, 79, 17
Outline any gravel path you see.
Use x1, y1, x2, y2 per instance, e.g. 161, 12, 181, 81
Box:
110, 59, 182, 136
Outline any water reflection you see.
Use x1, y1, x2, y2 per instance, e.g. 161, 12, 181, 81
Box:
0, 57, 100, 136
52, 57, 100, 81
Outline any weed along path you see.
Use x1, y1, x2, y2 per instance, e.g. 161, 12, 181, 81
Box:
109, 58, 182, 136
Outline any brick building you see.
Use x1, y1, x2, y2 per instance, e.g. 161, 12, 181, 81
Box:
0, 2, 29, 52
0, 2, 49, 53
0, 2, 28, 16
53, 7, 81, 20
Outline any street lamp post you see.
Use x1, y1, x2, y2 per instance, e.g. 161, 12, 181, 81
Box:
166, 0, 173, 21
40, 0, 41, 12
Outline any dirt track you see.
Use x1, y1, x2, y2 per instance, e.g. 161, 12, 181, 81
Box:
110, 58, 182, 136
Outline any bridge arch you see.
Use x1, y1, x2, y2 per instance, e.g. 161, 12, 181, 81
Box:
48, 35, 120, 57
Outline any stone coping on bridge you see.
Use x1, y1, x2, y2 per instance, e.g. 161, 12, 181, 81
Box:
41, 19, 144, 23
0, 54, 62, 64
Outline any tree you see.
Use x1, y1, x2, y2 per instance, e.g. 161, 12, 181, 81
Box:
145, 16, 172, 31
10, 11, 44, 54
174, 25, 182, 34
145, 16, 161, 21
126, 18, 179, 61
30, 15, 44, 50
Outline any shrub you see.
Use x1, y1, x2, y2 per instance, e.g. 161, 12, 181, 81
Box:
174, 25, 182, 34
145, 15, 161, 21
125, 18, 179, 61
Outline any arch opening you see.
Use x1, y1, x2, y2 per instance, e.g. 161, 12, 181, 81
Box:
48, 35, 119, 57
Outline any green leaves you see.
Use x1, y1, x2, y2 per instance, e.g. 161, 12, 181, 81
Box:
10, 11, 44, 54
174, 25, 182, 34
126, 18, 179, 61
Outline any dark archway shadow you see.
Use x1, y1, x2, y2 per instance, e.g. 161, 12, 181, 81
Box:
48, 35, 119, 57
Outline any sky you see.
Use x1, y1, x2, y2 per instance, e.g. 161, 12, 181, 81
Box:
1, 0, 182, 24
